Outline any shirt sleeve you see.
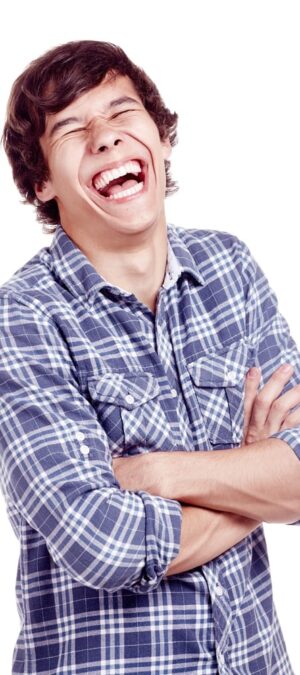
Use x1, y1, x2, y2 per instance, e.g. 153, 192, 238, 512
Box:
238, 237, 300, 457
0, 292, 182, 592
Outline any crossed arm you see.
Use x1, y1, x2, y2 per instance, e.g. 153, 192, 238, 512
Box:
114, 365, 300, 575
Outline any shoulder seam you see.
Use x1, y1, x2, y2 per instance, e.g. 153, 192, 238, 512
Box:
0, 289, 58, 327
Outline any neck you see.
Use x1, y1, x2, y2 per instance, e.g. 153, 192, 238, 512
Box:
64, 220, 168, 313
99, 239, 167, 312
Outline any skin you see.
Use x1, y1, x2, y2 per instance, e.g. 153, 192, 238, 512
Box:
36, 73, 172, 312
114, 365, 300, 574
36, 74, 300, 575
114, 366, 300, 545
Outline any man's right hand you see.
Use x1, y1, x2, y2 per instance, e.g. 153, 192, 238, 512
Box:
243, 364, 300, 444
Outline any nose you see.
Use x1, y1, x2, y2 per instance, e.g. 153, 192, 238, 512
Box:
89, 119, 123, 154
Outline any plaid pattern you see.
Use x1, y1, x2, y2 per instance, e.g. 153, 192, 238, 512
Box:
0, 224, 298, 674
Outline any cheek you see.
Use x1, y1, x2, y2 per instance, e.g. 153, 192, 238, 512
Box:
124, 117, 160, 148
49, 148, 82, 186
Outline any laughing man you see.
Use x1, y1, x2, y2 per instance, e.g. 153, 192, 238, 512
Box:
1, 40, 300, 674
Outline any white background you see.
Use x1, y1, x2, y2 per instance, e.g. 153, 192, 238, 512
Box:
0, 1, 299, 672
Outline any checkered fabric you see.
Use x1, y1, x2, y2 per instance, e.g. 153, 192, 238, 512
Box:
0, 224, 298, 674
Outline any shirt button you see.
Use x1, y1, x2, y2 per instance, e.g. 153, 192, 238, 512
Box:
219, 653, 225, 666
76, 431, 85, 441
226, 369, 236, 381
125, 394, 135, 405
171, 388, 177, 398
80, 444, 90, 456
215, 584, 224, 596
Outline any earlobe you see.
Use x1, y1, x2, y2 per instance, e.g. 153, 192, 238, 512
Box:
35, 180, 56, 203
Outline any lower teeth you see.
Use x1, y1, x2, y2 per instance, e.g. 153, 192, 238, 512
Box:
106, 181, 144, 200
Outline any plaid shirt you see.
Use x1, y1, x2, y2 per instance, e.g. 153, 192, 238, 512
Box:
0, 224, 299, 675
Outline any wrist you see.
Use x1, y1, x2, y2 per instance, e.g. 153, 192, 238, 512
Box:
164, 451, 208, 503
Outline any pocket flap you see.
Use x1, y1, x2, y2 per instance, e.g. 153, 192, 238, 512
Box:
188, 341, 248, 387
87, 372, 160, 409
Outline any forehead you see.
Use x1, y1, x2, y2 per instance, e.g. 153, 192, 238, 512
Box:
44, 74, 143, 131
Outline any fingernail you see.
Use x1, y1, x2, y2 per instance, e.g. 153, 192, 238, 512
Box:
247, 367, 260, 378
280, 364, 293, 373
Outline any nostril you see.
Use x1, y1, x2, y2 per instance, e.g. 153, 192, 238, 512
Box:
97, 138, 121, 152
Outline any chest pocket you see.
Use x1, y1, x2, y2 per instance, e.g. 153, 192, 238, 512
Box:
86, 372, 174, 456
188, 341, 249, 445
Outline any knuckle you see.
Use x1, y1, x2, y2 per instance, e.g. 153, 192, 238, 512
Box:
256, 394, 268, 409
272, 398, 285, 414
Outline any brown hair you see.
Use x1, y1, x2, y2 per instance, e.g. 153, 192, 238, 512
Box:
3, 40, 178, 232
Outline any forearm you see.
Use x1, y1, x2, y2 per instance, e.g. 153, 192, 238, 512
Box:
164, 439, 300, 523
166, 505, 260, 575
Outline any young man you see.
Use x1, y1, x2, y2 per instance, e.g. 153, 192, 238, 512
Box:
1, 40, 300, 674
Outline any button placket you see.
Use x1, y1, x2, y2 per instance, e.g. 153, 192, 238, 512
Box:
215, 583, 224, 597
218, 651, 225, 666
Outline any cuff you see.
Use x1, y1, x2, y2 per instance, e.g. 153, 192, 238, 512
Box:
271, 425, 300, 461
130, 493, 182, 593
271, 426, 300, 525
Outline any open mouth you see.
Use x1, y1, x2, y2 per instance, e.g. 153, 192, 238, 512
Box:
92, 159, 146, 201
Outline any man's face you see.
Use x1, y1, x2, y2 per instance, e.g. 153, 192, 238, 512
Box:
36, 74, 171, 244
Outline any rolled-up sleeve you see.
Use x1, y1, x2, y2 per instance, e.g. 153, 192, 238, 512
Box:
238, 238, 300, 521
0, 293, 182, 592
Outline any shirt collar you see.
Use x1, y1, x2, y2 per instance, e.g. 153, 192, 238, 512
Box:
166, 225, 205, 286
43, 224, 105, 302
43, 223, 204, 304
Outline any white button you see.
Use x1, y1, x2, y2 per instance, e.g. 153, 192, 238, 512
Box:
76, 431, 85, 441
171, 388, 177, 398
80, 444, 90, 456
226, 369, 236, 381
125, 394, 135, 405
218, 653, 225, 666
215, 584, 224, 596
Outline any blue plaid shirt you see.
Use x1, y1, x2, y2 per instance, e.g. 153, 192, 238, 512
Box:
0, 225, 299, 674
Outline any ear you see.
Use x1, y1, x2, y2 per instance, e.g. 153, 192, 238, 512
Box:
162, 137, 172, 160
35, 179, 56, 203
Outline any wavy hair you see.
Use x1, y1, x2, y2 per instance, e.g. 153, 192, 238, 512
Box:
3, 40, 178, 232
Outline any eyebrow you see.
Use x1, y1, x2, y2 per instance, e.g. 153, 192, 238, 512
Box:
48, 96, 141, 139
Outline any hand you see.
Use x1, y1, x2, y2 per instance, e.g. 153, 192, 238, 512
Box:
113, 363, 300, 494
243, 364, 300, 444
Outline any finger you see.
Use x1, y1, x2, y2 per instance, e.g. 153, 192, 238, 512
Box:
281, 405, 300, 430
250, 363, 294, 429
266, 383, 300, 434
243, 367, 261, 438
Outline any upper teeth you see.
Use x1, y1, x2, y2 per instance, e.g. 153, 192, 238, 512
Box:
94, 160, 141, 190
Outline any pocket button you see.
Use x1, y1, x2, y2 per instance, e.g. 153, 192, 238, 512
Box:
125, 394, 135, 405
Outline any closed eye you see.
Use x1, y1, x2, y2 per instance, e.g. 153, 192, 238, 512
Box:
63, 127, 87, 136
111, 109, 139, 119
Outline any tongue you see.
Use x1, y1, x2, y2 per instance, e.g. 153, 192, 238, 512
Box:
107, 178, 138, 196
